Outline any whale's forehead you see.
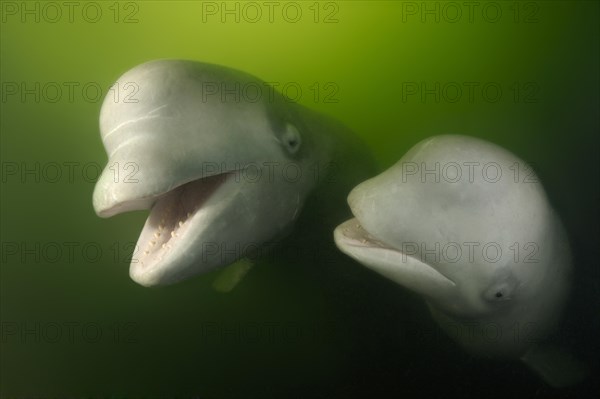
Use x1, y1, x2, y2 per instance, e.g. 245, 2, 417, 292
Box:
99, 60, 289, 155
348, 135, 550, 268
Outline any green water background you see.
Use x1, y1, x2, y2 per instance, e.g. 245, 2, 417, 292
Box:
1, 1, 599, 397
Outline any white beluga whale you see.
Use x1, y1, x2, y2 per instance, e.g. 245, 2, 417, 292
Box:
93, 59, 374, 287
334, 135, 586, 387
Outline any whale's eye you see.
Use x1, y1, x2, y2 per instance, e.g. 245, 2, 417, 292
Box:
483, 272, 518, 303
483, 282, 514, 302
281, 123, 301, 155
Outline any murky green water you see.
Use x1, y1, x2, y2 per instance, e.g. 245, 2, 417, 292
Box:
1, 1, 598, 397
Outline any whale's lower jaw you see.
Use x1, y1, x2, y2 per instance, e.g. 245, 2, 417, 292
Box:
333, 218, 456, 298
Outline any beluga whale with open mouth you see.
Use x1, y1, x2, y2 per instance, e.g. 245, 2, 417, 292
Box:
93, 59, 374, 288
334, 134, 586, 387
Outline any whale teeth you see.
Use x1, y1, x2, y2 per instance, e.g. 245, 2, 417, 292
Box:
171, 231, 177, 238
179, 221, 184, 227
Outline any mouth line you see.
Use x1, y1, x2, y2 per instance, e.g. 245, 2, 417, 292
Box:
133, 172, 232, 271
336, 217, 456, 287
336, 219, 394, 250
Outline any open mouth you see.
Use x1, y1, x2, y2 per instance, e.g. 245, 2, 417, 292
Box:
132, 173, 231, 272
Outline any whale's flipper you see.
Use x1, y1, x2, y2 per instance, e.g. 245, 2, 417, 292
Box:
521, 343, 589, 388
212, 258, 254, 293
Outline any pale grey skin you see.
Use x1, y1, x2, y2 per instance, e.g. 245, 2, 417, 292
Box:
94, 59, 372, 287
334, 135, 575, 383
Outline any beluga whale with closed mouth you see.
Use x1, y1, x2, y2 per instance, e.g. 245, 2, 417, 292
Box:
93, 59, 374, 288
334, 134, 587, 387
